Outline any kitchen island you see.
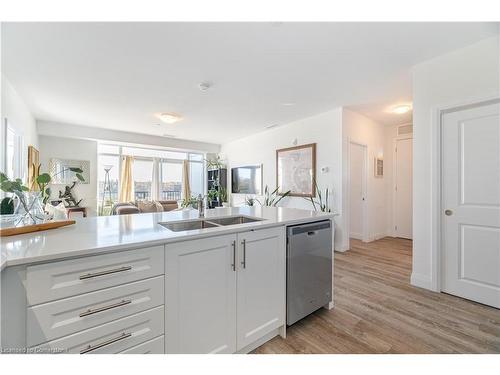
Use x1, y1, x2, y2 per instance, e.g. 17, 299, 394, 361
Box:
1, 207, 334, 354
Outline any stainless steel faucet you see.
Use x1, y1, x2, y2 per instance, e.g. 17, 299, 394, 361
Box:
197, 194, 205, 217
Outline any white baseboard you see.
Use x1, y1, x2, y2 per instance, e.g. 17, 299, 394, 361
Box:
334, 244, 350, 252
350, 232, 363, 240
410, 272, 434, 291
367, 232, 387, 242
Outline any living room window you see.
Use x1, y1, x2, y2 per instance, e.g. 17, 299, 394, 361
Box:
133, 158, 154, 200
161, 161, 182, 201
97, 143, 205, 215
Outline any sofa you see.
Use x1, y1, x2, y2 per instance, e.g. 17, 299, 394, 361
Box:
111, 200, 178, 215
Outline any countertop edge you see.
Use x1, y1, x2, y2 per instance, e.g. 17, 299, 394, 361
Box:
1, 213, 335, 270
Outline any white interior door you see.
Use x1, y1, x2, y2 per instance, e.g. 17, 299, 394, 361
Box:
441, 101, 500, 308
349, 142, 367, 240
394, 137, 413, 239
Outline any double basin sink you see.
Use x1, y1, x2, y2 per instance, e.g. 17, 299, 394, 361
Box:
159, 215, 263, 232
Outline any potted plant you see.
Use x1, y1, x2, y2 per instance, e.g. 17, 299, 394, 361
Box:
0, 172, 44, 225
245, 196, 256, 206
1, 165, 86, 226
207, 188, 218, 208
180, 196, 199, 209
256, 185, 291, 207
205, 155, 224, 170
306, 178, 332, 212
218, 187, 229, 207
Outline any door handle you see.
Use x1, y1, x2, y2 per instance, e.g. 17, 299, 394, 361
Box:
241, 239, 246, 269
444, 209, 453, 216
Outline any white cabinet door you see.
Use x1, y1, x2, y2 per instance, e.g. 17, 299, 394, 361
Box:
165, 235, 237, 353
236, 227, 285, 351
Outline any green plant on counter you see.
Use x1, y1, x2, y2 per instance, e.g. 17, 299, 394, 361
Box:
256, 185, 291, 207
180, 196, 199, 209
0, 172, 31, 220
306, 178, 332, 212
245, 196, 256, 206
0, 197, 15, 214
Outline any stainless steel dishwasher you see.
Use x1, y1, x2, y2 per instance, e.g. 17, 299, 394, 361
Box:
287, 220, 332, 325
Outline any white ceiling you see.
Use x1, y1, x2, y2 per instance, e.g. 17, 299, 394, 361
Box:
2, 22, 498, 143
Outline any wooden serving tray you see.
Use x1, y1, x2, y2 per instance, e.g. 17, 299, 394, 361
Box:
0, 220, 76, 237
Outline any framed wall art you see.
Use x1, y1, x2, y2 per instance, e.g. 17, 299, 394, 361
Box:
276, 143, 316, 197
374, 157, 384, 177
27, 145, 40, 190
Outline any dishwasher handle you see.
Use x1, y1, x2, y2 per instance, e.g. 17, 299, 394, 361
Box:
289, 220, 331, 236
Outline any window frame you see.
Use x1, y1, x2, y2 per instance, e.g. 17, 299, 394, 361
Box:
97, 143, 205, 207
2, 118, 25, 181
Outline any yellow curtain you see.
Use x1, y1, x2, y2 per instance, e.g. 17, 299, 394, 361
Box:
182, 160, 191, 200
119, 156, 134, 202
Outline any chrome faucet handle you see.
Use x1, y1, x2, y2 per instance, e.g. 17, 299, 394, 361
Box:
197, 194, 205, 217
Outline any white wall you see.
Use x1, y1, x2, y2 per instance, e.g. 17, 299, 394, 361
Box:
39, 135, 98, 216
412, 35, 500, 291
342, 109, 387, 244
1, 75, 38, 175
221, 108, 345, 250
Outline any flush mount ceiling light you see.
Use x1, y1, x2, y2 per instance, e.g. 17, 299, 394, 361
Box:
281, 102, 295, 106
158, 112, 183, 124
391, 105, 412, 114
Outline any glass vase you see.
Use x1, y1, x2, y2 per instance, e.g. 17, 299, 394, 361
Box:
14, 191, 47, 225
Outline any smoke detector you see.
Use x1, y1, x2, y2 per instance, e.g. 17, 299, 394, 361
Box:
198, 81, 212, 91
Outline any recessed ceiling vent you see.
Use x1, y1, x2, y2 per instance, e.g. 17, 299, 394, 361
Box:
397, 124, 413, 135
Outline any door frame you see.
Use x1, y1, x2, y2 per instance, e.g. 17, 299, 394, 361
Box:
423, 96, 500, 293
346, 139, 369, 247
392, 135, 413, 238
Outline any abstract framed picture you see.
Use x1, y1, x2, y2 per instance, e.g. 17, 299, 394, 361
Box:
27, 145, 40, 190
374, 157, 384, 177
276, 143, 316, 197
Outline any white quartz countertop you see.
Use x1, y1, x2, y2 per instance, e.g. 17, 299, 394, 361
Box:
1, 207, 335, 270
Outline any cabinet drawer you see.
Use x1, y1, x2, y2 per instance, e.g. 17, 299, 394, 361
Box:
27, 276, 164, 347
33, 306, 164, 354
119, 335, 164, 354
26, 246, 165, 305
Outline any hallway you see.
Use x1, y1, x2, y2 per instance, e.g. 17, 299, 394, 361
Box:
254, 238, 500, 353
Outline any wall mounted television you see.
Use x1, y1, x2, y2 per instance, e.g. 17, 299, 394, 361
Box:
231, 165, 262, 194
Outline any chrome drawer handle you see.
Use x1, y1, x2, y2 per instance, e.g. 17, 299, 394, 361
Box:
79, 266, 132, 280
79, 299, 132, 318
80, 332, 132, 354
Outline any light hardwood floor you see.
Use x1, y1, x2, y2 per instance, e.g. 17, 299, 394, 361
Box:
253, 237, 500, 353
